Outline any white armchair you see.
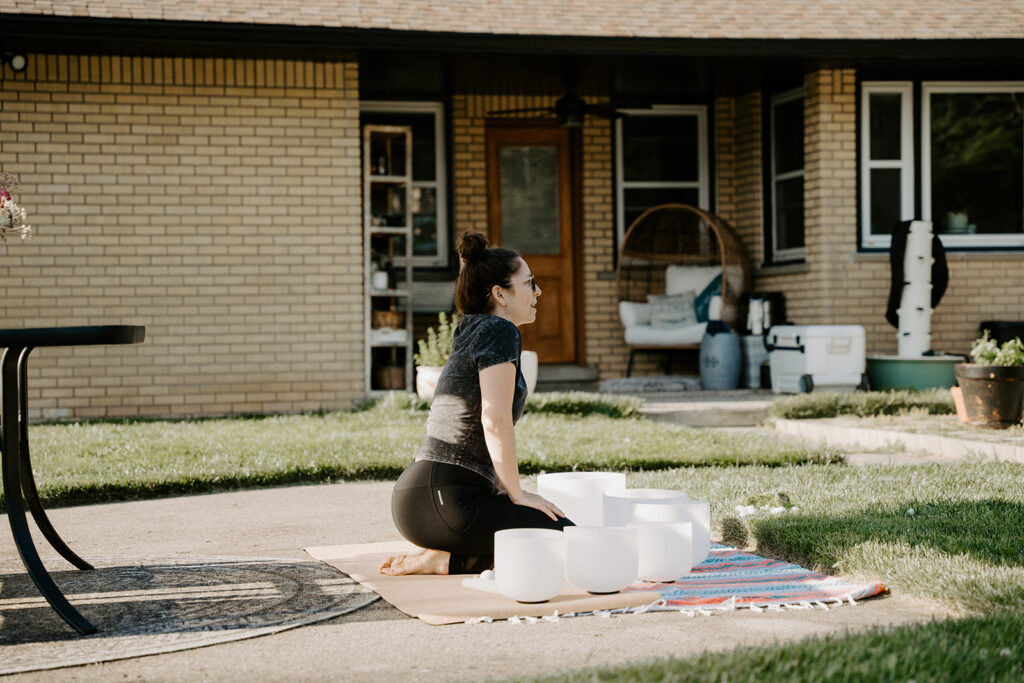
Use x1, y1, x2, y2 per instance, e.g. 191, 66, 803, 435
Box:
619, 265, 722, 376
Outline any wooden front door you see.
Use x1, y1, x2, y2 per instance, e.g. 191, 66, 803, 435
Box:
487, 124, 578, 364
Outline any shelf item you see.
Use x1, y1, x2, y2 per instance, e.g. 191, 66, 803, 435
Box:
370, 328, 409, 345
364, 124, 415, 394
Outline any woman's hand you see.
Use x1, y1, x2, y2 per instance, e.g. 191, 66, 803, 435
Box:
509, 490, 565, 522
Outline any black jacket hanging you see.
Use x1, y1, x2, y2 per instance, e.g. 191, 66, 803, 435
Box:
885, 220, 949, 329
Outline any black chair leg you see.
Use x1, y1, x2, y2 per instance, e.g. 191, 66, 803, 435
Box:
1, 348, 96, 635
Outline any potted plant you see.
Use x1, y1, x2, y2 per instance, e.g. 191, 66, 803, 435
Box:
954, 331, 1024, 428
0, 172, 32, 243
414, 312, 459, 400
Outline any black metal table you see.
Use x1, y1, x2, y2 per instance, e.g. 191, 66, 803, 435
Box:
1, 325, 145, 634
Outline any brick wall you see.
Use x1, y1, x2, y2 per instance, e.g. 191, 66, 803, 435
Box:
0, 54, 363, 419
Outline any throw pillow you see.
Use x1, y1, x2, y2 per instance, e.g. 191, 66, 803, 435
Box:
694, 273, 723, 322
618, 301, 652, 327
647, 292, 697, 328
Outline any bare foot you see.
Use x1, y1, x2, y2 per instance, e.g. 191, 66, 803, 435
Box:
379, 548, 451, 576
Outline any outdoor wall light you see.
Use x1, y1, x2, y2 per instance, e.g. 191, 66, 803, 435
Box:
5, 53, 28, 73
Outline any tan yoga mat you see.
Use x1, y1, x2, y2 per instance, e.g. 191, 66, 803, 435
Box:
305, 541, 662, 626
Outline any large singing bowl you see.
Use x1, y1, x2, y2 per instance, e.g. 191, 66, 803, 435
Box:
634, 522, 693, 582
603, 488, 688, 527
564, 526, 639, 594
537, 472, 626, 527
494, 528, 565, 603
629, 499, 712, 566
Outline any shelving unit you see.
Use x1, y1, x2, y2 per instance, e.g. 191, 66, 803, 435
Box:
364, 124, 414, 394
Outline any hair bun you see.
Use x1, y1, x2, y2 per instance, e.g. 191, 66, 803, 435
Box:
457, 231, 489, 263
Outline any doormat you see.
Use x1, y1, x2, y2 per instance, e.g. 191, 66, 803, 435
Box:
600, 375, 703, 393
632, 544, 887, 612
0, 556, 378, 675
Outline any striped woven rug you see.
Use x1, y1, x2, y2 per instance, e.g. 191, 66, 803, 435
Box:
628, 544, 886, 611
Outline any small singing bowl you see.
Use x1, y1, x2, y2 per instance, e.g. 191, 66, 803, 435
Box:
564, 525, 638, 594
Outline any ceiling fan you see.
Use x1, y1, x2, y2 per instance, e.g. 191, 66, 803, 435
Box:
486, 72, 646, 127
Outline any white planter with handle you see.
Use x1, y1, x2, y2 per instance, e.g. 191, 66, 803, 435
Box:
521, 350, 538, 394
415, 366, 443, 400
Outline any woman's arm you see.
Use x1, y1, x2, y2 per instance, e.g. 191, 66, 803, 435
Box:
479, 362, 563, 520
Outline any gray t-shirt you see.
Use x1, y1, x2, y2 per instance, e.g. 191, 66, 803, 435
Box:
415, 313, 528, 485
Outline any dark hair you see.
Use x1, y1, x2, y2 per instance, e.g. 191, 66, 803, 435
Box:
454, 232, 521, 315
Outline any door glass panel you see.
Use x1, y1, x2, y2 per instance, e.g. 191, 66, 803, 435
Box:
500, 145, 560, 254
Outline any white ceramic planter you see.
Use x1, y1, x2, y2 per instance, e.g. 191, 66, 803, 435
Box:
521, 350, 538, 394
494, 528, 565, 603
634, 521, 693, 582
603, 488, 688, 527
537, 472, 626, 527
415, 366, 443, 400
564, 526, 639, 594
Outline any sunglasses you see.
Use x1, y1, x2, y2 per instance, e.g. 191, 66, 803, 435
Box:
487, 274, 538, 298
508, 274, 537, 292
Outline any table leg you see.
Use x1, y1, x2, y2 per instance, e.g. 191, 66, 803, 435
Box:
1, 347, 96, 635
17, 347, 94, 570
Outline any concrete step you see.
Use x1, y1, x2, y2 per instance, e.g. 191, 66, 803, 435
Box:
535, 364, 601, 393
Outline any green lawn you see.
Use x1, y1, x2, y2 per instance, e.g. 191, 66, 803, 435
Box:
769, 388, 955, 419
539, 611, 1024, 682
5, 396, 836, 510
628, 462, 1024, 614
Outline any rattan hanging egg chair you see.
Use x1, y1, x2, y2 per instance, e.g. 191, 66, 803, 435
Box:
615, 204, 752, 374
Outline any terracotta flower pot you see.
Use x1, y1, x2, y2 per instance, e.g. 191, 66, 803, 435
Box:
954, 363, 1024, 429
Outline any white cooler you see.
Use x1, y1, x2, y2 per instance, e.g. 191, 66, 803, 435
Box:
766, 325, 866, 394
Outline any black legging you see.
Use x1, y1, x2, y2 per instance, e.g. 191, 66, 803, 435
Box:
391, 459, 574, 574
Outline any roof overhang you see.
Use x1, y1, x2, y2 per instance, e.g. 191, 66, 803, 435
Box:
2, 14, 1023, 63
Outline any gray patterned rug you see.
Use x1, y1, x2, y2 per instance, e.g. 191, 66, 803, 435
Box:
0, 556, 378, 675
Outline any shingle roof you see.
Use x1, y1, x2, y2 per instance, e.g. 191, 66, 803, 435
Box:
2, 0, 1023, 40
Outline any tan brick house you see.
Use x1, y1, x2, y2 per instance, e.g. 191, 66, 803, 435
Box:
1, 1, 1023, 418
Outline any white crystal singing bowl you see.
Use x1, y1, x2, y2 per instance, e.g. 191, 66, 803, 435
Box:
494, 528, 565, 603
537, 472, 626, 527
634, 521, 693, 582
629, 499, 712, 566
564, 526, 639, 594
603, 488, 688, 528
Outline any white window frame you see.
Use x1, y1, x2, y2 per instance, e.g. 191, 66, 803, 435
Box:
614, 105, 710, 245
770, 87, 806, 262
921, 81, 1024, 248
360, 100, 449, 266
860, 82, 915, 249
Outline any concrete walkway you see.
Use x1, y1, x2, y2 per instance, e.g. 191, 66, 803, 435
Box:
2, 480, 948, 682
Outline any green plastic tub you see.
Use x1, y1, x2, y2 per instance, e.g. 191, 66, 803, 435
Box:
866, 355, 964, 391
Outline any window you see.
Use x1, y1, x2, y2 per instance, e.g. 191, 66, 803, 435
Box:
860, 83, 914, 248
860, 81, 1024, 250
360, 101, 449, 266
923, 83, 1024, 248
615, 106, 709, 244
769, 88, 805, 262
